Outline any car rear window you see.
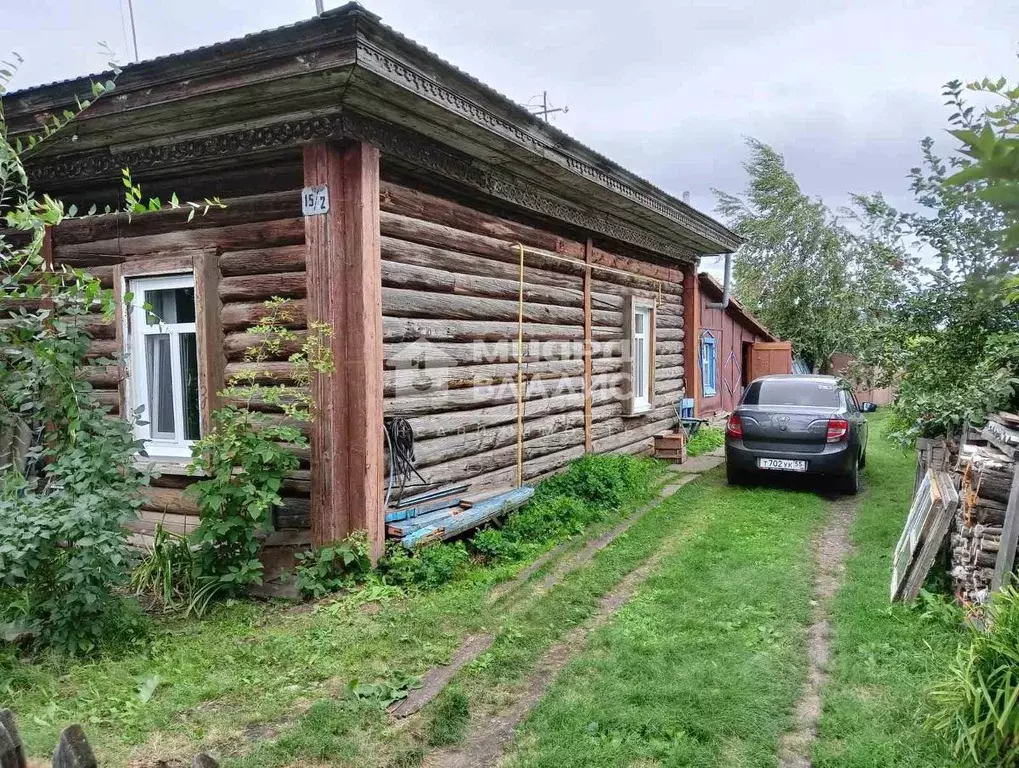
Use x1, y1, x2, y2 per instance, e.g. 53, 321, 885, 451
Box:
743, 380, 841, 408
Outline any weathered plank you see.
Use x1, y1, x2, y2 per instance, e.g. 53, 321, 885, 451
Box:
992, 464, 1019, 592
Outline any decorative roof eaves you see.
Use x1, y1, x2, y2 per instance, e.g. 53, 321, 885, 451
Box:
351, 22, 742, 254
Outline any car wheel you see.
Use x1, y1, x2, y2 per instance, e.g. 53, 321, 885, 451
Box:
859, 450, 867, 469
841, 455, 860, 495
727, 463, 746, 487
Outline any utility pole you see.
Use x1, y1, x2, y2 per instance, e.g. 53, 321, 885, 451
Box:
527, 90, 569, 123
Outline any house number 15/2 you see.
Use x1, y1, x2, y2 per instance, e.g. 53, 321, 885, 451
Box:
302, 185, 330, 216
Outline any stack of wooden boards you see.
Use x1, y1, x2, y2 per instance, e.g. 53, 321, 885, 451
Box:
951, 413, 1019, 604
385, 486, 534, 548
894, 413, 1019, 605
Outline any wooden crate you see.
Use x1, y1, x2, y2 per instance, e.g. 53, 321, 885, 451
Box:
654, 430, 687, 463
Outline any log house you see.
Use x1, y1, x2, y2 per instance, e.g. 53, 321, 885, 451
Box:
3, 3, 742, 561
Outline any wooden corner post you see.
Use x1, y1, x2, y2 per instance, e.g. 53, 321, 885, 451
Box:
304, 141, 385, 562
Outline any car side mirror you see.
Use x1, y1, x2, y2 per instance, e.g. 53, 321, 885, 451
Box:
861, 401, 877, 413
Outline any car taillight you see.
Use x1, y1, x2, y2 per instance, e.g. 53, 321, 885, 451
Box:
826, 418, 849, 442
726, 413, 743, 439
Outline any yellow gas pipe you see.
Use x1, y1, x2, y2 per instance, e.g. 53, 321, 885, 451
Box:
512, 242, 665, 488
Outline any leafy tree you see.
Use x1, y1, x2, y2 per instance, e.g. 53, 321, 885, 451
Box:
946, 75, 1019, 252
714, 139, 907, 372
1, 56, 225, 648
853, 77, 1019, 441
0, 58, 150, 654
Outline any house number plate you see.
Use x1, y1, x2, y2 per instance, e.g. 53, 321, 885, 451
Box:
302, 185, 330, 216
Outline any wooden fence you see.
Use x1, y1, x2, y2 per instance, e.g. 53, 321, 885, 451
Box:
0, 709, 218, 767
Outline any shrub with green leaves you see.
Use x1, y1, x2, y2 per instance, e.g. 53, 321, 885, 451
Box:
0, 62, 152, 651
294, 533, 372, 598
380, 541, 471, 589
0, 403, 149, 654
531, 453, 658, 513
930, 586, 1019, 765
502, 496, 599, 543
187, 299, 333, 603
469, 528, 521, 563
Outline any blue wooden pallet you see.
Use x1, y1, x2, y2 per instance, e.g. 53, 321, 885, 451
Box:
387, 486, 535, 548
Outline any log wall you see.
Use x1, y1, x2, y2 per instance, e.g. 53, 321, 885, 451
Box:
18, 171, 688, 541
45, 188, 311, 544
377, 181, 686, 501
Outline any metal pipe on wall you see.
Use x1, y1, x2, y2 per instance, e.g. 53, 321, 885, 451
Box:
705, 252, 733, 310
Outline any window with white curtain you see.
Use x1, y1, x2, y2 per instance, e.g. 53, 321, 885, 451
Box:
632, 303, 653, 413
128, 274, 201, 456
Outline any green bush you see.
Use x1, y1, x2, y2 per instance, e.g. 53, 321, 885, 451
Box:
930, 586, 1019, 765
502, 496, 600, 542
0, 401, 149, 655
381, 454, 660, 587
469, 528, 521, 563
687, 426, 724, 457
532, 453, 658, 512
380, 541, 470, 589
294, 533, 372, 598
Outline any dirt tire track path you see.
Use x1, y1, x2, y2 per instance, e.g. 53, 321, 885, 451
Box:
777, 492, 859, 768
422, 508, 709, 768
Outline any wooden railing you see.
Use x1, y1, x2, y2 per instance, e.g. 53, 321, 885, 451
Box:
0, 709, 218, 767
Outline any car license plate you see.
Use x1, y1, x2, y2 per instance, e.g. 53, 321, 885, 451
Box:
757, 458, 808, 472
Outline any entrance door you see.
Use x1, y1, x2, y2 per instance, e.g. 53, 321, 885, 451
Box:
749, 341, 793, 381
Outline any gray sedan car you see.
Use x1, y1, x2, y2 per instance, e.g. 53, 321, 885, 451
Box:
724, 374, 870, 494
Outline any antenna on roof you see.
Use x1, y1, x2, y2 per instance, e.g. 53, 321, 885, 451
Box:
315, 0, 325, 14
125, 0, 139, 62
527, 91, 569, 123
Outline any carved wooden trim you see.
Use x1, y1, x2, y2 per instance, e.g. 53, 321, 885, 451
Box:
355, 41, 738, 250
28, 112, 705, 261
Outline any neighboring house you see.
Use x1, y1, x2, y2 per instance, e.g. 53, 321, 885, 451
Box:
2, 3, 742, 561
830, 353, 895, 406
686, 273, 790, 416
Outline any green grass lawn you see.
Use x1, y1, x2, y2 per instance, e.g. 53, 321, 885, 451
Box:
813, 415, 962, 767
505, 471, 829, 768
2, 415, 964, 767
0, 461, 685, 766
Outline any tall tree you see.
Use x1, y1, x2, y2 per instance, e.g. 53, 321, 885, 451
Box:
714, 139, 906, 372
851, 77, 1019, 441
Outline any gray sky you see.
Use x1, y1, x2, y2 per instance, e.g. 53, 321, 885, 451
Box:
6, 0, 1017, 234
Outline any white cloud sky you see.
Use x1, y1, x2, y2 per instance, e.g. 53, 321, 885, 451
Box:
5, 0, 1017, 233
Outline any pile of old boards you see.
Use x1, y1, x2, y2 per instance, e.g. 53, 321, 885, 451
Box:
952, 414, 1019, 604
892, 413, 1019, 605
386, 486, 534, 548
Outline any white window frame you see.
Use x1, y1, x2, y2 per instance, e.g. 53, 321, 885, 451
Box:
631, 301, 654, 414
126, 273, 201, 458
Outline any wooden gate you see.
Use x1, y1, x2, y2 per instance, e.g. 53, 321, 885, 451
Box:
748, 341, 792, 381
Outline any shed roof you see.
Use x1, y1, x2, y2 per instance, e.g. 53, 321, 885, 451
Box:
698, 272, 777, 342
6, 2, 741, 262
